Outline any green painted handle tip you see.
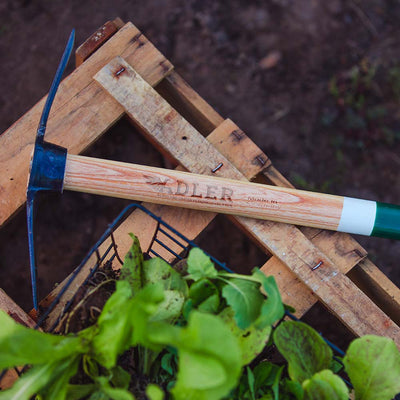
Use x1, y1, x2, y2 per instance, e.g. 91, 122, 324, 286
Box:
371, 202, 400, 240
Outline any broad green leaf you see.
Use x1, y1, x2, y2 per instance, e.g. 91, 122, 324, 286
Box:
38, 356, 80, 400
179, 352, 226, 388
120, 233, 144, 293
149, 290, 185, 323
93, 282, 163, 367
146, 384, 165, 400
274, 321, 333, 382
95, 376, 135, 400
89, 391, 109, 400
189, 278, 220, 313
222, 278, 264, 329
149, 311, 242, 400
129, 284, 165, 350
302, 369, 349, 400
67, 384, 97, 400
91, 280, 135, 368
110, 366, 131, 389
83, 355, 99, 378
253, 361, 282, 391
0, 358, 76, 400
143, 257, 188, 296
219, 307, 271, 365
0, 310, 87, 369
187, 247, 218, 281
247, 366, 256, 400
282, 379, 304, 399
330, 358, 343, 374
271, 366, 284, 400
182, 298, 194, 320
197, 293, 220, 313
343, 335, 400, 400
161, 351, 176, 375
251, 270, 285, 328
259, 394, 274, 400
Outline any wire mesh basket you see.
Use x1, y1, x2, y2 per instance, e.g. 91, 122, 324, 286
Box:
2, 202, 398, 397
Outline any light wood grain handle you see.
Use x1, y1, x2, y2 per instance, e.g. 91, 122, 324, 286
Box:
64, 154, 344, 230
64, 154, 400, 239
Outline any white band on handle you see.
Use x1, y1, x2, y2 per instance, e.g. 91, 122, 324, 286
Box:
337, 197, 377, 236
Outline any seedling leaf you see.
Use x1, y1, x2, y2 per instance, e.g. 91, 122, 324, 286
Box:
251, 269, 285, 328
343, 335, 400, 400
187, 248, 218, 281
143, 257, 188, 296
188, 278, 220, 313
149, 311, 242, 400
0, 310, 87, 369
91, 280, 136, 368
219, 307, 271, 365
0, 357, 78, 400
95, 376, 135, 400
302, 369, 349, 400
146, 384, 164, 400
149, 289, 185, 323
121, 233, 144, 292
222, 278, 264, 329
274, 321, 333, 382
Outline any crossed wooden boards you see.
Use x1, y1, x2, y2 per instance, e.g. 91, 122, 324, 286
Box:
1, 20, 400, 346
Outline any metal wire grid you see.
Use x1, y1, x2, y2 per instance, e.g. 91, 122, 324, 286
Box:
3, 202, 396, 397
34, 203, 233, 333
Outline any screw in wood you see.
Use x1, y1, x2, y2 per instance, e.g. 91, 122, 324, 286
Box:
312, 261, 323, 271
212, 163, 223, 173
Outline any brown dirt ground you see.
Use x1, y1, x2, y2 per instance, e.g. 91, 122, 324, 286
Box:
1, 0, 400, 350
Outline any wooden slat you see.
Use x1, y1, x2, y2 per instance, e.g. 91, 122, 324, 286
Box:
0, 369, 19, 391
94, 56, 400, 344
75, 18, 125, 67
261, 231, 366, 317
156, 71, 225, 135
0, 289, 37, 328
0, 22, 173, 228
348, 258, 400, 326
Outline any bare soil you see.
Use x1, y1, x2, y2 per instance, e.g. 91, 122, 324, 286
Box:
1, 0, 400, 348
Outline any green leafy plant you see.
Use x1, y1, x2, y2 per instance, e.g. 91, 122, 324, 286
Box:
0, 235, 400, 400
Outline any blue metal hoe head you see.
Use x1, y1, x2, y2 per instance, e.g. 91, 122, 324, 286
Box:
27, 30, 75, 311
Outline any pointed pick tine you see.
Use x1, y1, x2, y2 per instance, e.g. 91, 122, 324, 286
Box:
27, 29, 75, 311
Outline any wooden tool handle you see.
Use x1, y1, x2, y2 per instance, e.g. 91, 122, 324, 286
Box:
64, 154, 400, 239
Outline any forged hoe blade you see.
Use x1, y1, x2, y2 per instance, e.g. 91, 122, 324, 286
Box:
27, 30, 75, 311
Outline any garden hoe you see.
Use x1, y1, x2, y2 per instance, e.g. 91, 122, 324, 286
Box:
27, 30, 400, 310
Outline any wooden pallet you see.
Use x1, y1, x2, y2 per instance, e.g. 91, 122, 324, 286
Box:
1, 18, 400, 365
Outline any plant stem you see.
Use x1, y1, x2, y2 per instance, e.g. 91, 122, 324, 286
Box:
218, 273, 260, 283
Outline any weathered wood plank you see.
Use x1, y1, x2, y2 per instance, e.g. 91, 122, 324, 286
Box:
0, 288, 37, 328
260, 230, 367, 317
95, 56, 400, 344
248, 219, 399, 343
0, 22, 173, 227
75, 18, 125, 67
348, 258, 400, 326
0, 369, 20, 391
156, 71, 225, 135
